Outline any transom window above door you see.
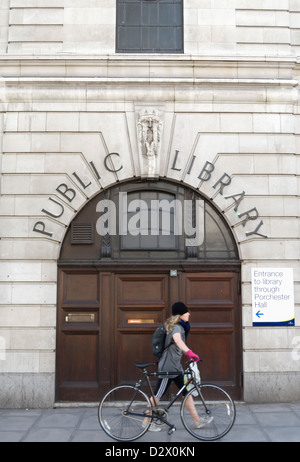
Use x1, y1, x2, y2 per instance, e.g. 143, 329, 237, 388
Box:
59, 180, 239, 263
116, 0, 183, 53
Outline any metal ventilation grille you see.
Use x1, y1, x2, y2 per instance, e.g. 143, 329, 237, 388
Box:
71, 223, 94, 244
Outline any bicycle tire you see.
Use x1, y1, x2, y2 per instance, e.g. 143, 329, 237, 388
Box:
180, 383, 236, 441
98, 385, 151, 442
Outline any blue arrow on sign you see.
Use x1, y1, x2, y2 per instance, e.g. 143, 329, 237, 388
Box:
256, 310, 264, 318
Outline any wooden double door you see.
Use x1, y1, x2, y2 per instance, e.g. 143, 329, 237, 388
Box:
56, 268, 242, 402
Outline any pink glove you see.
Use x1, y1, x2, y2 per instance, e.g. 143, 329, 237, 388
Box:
186, 350, 200, 362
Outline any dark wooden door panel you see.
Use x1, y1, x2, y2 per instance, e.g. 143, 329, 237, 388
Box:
115, 274, 169, 389
189, 331, 236, 382
57, 332, 99, 401
181, 272, 242, 399
56, 269, 101, 401
117, 330, 155, 384
117, 274, 168, 306
183, 272, 236, 305
56, 269, 242, 401
63, 272, 99, 302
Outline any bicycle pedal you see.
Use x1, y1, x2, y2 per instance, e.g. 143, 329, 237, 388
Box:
168, 427, 176, 435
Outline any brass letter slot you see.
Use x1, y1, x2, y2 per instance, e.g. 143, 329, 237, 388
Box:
128, 319, 155, 324
65, 313, 95, 323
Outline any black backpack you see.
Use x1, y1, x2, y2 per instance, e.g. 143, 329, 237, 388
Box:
152, 325, 172, 360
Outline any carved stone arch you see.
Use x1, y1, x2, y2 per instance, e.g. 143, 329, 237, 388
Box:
59, 178, 240, 265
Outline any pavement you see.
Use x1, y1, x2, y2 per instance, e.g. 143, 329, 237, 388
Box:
0, 401, 300, 443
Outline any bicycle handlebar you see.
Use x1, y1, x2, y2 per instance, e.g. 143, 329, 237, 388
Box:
133, 359, 202, 377
140, 359, 202, 377
186, 358, 202, 367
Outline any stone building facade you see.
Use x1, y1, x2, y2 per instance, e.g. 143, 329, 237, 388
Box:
0, 1, 299, 407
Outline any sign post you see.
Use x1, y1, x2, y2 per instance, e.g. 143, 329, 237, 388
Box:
252, 268, 295, 326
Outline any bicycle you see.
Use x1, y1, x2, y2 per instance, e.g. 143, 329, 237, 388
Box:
98, 360, 236, 442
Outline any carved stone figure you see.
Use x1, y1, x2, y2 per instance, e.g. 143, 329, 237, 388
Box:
138, 109, 162, 176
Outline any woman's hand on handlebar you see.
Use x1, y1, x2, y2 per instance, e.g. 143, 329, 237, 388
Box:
186, 350, 200, 362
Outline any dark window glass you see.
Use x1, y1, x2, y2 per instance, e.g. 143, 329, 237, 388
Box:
120, 191, 178, 250
116, 0, 183, 53
109, 181, 239, 261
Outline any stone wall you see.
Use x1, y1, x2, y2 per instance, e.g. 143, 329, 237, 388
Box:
1, 1, 299, 56
0, 2, 299, 406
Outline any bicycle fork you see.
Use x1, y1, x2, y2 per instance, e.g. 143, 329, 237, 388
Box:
194, 384, 211, 416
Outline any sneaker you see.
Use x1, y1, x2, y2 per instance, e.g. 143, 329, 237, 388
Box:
195, 415, 214, 428
142, 422, 162, 432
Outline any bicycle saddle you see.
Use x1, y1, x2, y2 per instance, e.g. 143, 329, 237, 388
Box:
134, 362, 155, 369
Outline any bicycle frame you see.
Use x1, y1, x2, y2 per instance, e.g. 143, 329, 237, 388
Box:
124, 363, 209, 431
148, 371, 189, 410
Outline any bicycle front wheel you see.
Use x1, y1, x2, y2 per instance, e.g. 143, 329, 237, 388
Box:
98, 385, 151, 442
181, 383, 236, 441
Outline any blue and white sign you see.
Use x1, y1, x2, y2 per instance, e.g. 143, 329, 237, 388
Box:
252, 268, 295, 326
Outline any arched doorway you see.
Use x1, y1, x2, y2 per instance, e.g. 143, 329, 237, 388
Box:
56, 180, 242, 401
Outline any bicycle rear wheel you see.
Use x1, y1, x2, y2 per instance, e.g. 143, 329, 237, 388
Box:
98, 385, 151, 442
181, 383, 236, 441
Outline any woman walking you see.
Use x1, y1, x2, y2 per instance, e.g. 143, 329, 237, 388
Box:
145, 301, 213, 432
